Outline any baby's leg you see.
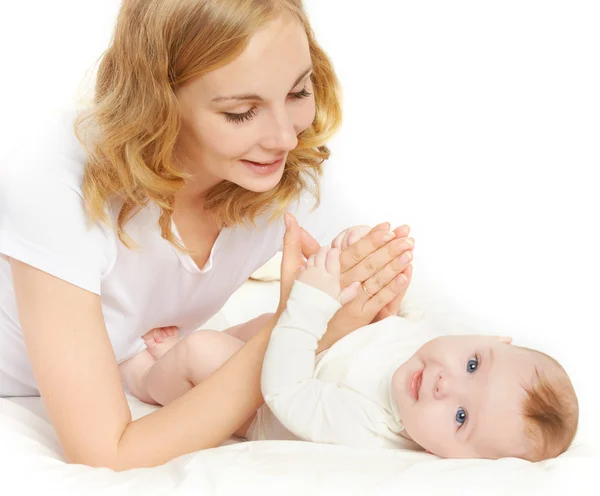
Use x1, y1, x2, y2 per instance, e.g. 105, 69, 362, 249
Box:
144, 330, 246, 406
119, 349, 161, 405
119, 326, 182, 405
142, 326, 180, 360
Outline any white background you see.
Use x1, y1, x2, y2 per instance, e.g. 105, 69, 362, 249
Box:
1, 0, 598, 454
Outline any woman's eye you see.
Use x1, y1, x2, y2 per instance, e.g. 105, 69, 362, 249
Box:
466, 356, 479, 373
456, 407, 467, 427
290, 88, 312, 100
224, 107, 257, 124
223, 88, 311, 124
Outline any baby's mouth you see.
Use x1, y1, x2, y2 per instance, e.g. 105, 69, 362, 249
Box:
410, 369, 423, 401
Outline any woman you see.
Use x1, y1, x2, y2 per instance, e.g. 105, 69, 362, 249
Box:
0, 0, 414, 469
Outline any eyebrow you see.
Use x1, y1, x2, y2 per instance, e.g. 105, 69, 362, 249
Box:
211, 66, 313, 103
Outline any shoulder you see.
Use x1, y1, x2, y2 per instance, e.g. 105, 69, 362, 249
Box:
0, 109, 113, 294
1, 108, 87, 193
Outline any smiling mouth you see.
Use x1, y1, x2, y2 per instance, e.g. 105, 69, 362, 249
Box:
244, 157, 284, 165
410, 370, 423, 401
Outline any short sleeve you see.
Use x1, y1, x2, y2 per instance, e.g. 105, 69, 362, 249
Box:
0, 111, 112, 295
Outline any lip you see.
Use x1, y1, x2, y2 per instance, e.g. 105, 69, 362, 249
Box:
409, 369, 423, 401
240, 156, 285, 175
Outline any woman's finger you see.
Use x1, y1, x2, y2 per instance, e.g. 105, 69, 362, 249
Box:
301, 227, 320, 259
340, 236, 414, 288
361, 245, 413, 296
339, 281, 360, 305
364, 272, 408, 315
280, 213, 305, 305
339, 226, 396, 273
373, 265, 413, 321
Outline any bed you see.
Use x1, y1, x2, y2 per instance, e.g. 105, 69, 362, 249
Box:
1, 255, 597, 495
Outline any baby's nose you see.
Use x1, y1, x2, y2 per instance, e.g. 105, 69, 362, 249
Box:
433, 373, 447, 399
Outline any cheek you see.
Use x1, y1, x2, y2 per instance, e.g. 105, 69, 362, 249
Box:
415, 340, 447, 364
197, 116, 258, 159
294, 97, 317, 133
403, 403, 451, 453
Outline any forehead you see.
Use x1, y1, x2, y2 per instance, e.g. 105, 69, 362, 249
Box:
471, 347, 536, 458
200, 15, 311, 97
421, 335, 495, 354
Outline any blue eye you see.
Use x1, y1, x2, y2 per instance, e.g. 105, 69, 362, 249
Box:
467, 356, 479, 373
456, 407, 467, 426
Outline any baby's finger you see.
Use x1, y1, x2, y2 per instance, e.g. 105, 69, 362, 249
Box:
314, 246, 329, 268
392, 224, 411, 239
331, 231, 346, 249
346, 226, 371, 248
325, 247, 341, 275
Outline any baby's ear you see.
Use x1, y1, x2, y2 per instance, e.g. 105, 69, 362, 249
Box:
493, 335, 513, 344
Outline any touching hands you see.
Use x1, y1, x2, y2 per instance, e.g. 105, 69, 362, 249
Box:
296, 247, 360, 305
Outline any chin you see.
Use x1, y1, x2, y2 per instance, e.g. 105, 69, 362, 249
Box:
237, 170, 285, 193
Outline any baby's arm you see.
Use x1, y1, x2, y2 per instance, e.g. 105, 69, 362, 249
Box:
261, 250, 378, 446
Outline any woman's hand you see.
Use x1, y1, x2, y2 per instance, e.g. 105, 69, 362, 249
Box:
337, 223, 414, 322
301, 223, 414, 351
277, 213, 307, 315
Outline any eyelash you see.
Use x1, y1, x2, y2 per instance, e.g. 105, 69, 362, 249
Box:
224, 88, 313, 124
456, 353, 481, 431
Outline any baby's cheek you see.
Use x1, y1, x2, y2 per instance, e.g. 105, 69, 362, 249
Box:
405, 404, 450, 454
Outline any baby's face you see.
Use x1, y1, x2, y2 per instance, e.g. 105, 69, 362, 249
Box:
391, 335, 541, 459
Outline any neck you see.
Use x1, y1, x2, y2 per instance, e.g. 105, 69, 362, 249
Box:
173, 149, 222, 210
174, 174, 220, 209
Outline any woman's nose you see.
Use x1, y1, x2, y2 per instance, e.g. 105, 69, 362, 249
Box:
261, 109, 298, 152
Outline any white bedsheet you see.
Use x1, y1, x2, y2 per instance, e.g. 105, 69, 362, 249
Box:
1, 262, 597, 495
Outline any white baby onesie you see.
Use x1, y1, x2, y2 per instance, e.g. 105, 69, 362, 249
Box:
249, 281, 437, 450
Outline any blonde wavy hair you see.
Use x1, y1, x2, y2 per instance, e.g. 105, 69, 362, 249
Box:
75, 0, 342, 248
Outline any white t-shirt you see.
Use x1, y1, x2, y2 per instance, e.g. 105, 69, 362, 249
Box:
0, 111, 344, 396
249, 281, 436, 450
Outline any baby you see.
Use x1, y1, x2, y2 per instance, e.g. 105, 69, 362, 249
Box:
121, 241, 579, 461
255, 246, 579, 461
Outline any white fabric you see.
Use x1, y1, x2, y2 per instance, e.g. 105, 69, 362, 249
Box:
0, 110, 335, 396
254, 281, 429, 449
0, 277, 595, 495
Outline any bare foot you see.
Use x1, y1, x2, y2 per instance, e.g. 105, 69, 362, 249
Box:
142, 326, 180, 360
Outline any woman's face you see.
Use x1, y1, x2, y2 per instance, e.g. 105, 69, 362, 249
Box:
175, 14, 316, 194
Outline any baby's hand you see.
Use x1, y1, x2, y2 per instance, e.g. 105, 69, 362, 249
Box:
331, 225, 372, 251
297, 246, 360, 304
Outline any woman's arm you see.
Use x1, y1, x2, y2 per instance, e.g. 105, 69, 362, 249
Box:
9, 215, 306, 470
10, 257, 279, 470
